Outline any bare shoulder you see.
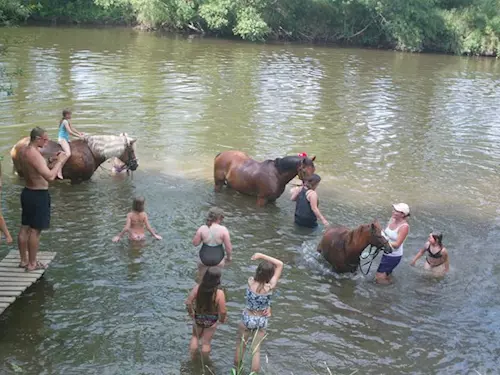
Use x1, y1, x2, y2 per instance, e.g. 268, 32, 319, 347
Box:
216, 289, 225, 300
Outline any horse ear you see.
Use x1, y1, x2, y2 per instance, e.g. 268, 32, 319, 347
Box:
311, 156, 316, 161
130, 139, 136, 144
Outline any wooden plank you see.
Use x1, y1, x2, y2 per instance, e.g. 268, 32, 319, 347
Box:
0, 251, 56, 315
0, 277, 39, 282
0, 286, 26, 292
0, 290, 22, 297
3, 252, 56, 260
0, 272, 40, 280
1, 281, 35, 287
0, 267, 44, 275
0, 296, 15, 303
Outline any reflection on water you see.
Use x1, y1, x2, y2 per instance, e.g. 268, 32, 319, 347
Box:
0, 26, 500, 374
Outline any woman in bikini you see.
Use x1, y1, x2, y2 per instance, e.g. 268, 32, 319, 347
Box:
185, 267, 227, 359
57, 108, 84, 180
375, 203, 410, 284
410, 231, 449, 275
112, 197, 162, 242
192, 207, 232, 280
234, 252, 284, 374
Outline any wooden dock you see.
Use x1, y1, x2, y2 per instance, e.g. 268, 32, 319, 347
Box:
0, 251, 56, 315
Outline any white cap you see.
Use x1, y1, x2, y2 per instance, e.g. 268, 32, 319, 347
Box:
392, 203, 410, 216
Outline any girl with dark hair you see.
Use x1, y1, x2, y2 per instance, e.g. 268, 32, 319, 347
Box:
234, 252, 283, 373
112, 197, 162, 242
185, 267, 227, 359
291, 173, 329, 228
192, 207, 233, 280
410, 231, 449, 274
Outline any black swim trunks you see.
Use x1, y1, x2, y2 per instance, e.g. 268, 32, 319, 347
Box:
21, 188, 51, 230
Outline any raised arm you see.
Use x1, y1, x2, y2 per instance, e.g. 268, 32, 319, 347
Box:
222, 228, 233, 261
185, 284, 199, 318
410, 242, 428, 266
144, 214, 162, 240
308, 191, 329, 227
30, 150, 67, 182
251, 252, 284, 289
192, 226, 203, 246
112, 214, 131, 242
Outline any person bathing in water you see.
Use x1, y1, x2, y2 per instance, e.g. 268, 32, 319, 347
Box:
410, 231, 449, 275
234, 253, 283, 374
290, 174, 329, 228
192, 207, 232, 280
112, 197, 162, 242
375, 203, 410, 284
185, 267, 227, 360
57, 108, 84, 179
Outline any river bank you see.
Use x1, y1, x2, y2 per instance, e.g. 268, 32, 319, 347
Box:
1, 0, 500, 57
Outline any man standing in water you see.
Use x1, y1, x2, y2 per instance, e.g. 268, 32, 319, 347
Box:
18, 127, 67, 271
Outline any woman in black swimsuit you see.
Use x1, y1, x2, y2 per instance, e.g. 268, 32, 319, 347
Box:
410, 231, 449, 275
192, 207, 233, 280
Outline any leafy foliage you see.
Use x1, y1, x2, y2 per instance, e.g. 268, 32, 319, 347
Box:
1, 0, 499, 55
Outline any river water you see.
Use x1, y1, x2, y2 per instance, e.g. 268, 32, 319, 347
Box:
0, 26, 499, 375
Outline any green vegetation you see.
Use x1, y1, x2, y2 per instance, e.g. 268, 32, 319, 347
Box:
1, 0, 499, 55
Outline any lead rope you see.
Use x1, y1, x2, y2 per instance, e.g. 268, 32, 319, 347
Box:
359, 245, 383, 276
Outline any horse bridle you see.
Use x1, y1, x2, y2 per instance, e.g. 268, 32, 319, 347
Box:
358, 228, 391, 275
116, 138, 138, 172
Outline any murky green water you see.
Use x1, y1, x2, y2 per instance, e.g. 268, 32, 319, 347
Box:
1, 26, 500, 374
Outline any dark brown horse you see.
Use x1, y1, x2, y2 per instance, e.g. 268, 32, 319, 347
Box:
11, 133, 138, 183
213, 150, 316, 206
317, 221, 392, 273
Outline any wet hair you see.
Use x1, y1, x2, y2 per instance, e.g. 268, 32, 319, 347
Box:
206, 207, 224, 227
304, 174, 321, 189
132, 196, 145, 212
62, 108, 72, 119
30, 127, 46, 142
431, 231, 443, 248
254, 261, 275, 293
196, 267, 221, 314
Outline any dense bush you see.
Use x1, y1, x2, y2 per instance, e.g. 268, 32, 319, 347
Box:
1, 0, 499, 56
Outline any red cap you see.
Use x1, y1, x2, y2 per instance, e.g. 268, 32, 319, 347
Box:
298, 152, 308, 158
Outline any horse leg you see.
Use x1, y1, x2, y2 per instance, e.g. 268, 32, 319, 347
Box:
256, 196, 267, 207
214, 167, 226, 192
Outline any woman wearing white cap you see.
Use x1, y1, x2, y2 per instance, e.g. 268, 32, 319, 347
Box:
375, 203, 410, 284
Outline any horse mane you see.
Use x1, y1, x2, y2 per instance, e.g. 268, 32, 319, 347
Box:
332, 224, 370, 250
84, 134, 131, 159
273, 155, 302, 173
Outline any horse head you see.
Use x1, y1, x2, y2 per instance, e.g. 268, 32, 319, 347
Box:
297, 155, 316, 181
117, 133, 138, 171
274, 154, 316, 180
370, 220, 392, 254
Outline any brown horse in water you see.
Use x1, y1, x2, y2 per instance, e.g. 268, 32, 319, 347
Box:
11, 133, 138, 183
213, 150, 316, 206
317, 221, 392, 273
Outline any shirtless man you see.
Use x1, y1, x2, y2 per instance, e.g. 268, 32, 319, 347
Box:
18, 127, 68, 271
